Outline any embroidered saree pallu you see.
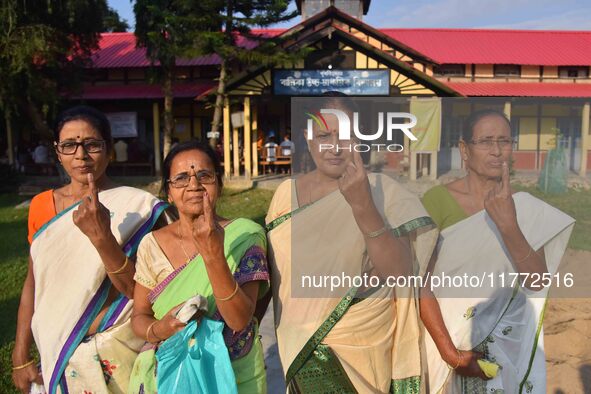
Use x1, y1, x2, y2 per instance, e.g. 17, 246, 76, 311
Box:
30, 187, 167, 394
266, 174, 438, 393
423, 192, 575, 394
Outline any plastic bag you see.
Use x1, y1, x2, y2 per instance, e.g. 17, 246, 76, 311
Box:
155, 318, 238, 394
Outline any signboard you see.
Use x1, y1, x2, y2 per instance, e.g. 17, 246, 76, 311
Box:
273, 70, 390, 96
106, 112, 138, 138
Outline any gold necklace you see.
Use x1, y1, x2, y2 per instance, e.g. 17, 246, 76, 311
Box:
177, 222, 197, 263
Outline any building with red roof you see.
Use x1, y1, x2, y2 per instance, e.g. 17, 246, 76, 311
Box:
67, 0, 591, 177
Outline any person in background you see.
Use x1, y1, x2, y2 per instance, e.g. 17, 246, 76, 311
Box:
264, 135, 278, 174
32, 141, 51, 175
32, 141, 50, 165
114, 139, 129, 162
279, 134, 295, 157
16, 142, 32, 173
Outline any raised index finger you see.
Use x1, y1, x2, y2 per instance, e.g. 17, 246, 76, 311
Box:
501, 161, 510, 193
202, 191, 215, 226
87, 173, 99, 204
352, 148, 364, 170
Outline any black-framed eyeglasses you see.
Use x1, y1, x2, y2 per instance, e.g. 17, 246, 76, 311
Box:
469, 138, 514, 150
168, 171, 216, 188
55, 139, 106, 155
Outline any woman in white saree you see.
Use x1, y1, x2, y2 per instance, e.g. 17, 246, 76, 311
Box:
266, 94, 438, 393
420, 109, 574, 394
12, 106, 167, 394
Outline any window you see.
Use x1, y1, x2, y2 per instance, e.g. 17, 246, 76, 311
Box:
494, 65, 521, 78
558, 66, 589, 79
433, 64, 465, 77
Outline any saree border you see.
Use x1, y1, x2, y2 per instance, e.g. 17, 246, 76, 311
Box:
48, 279, 111, 394
285, 287, 358, 384
96, 293, 128, 333
123, 201, 169, 256
32, 200, 81, 242
265, 203, 311, 232
518, 297, 548, 394
391, 216, 434, 237
391, 375, 421, 394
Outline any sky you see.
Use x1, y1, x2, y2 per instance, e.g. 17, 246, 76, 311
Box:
108, 0, 591, 31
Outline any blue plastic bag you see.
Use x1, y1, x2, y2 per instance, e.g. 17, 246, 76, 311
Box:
155, 318, 238, 394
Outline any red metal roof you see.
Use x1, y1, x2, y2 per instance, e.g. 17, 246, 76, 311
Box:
92, 32, 282, 68
383, 29, 591, 66
94, 29, 591, 69
446, 82, 591, 97
71, 82, 216, 100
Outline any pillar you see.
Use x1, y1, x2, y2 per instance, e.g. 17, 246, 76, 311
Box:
410, 151, 417, 181
252, 106, 259, 177
580, 102, 590, 177
430, 151, 438, 180
223, 98, 231, 178
243, 97, 252, 179
232, 125, 240, 177
503, 100, 511, 120
152, 102, 161, 175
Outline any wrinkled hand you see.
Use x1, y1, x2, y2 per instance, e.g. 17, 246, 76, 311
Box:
72, 173, 112, 245
192, 191, 225, 264
12, 364, 42, 394
484, 162, 517, 233
338, 150, 373, 211
454, 350, 489, 380
153, 303, 187, 342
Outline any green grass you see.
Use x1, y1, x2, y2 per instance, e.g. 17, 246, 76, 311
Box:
0, 194, 30, 393
0, 184, 587, 392
513, 184, 591, 251
0, 188, 273, 393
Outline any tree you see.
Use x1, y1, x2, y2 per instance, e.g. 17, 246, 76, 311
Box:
134, 0, 222, 160
0, 0, 127, 141
102, 7, 130, 32
205, 0, 299, 148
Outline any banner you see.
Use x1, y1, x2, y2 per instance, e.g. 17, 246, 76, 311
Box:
409, 98, 441, 152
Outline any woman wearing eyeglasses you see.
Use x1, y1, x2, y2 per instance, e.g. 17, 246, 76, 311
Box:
420, 109, 574, 393
127, 140, 269, 393
12, 106, 167, 394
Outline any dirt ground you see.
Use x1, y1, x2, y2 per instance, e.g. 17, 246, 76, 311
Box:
545, 249, 591, 393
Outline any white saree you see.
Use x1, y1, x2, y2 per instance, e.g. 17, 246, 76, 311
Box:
423, 192, 574, 394
30, 187, 167, 394
266, 173, 438, 393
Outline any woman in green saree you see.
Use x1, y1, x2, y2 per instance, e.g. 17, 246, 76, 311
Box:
128, 141, 269, 393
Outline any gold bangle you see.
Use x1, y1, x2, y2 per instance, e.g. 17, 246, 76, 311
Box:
214, 281, 240, 301
12, 359, 35, 370
106, 256, 129, 274
365, 224, 391, 238
448, 349, 462, 370
514, 247, 533, 264
146, 321, 158, 343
